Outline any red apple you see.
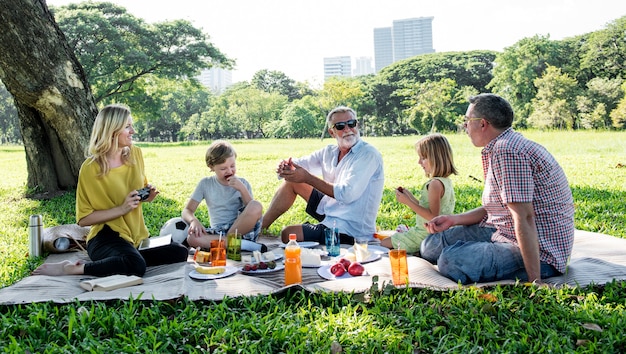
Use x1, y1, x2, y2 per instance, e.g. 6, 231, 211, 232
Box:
348, 262, 365, 276
330, 263, 346, 277
338, 258, 351, 270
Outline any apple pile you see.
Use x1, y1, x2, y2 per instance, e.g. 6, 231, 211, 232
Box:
330, 257, 365, 277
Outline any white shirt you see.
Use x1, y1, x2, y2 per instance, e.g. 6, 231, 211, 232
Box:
295, 139, 384, 238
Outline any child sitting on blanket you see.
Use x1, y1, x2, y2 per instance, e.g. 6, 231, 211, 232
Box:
182, 140, 267, 252
381, 134, 457, 254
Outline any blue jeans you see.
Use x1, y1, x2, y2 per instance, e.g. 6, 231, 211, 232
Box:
420, 224, 560, 284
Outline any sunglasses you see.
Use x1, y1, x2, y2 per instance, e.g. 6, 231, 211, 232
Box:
332, 119, 357, 131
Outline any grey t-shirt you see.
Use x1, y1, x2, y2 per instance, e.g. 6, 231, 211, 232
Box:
190, 176, 253, 228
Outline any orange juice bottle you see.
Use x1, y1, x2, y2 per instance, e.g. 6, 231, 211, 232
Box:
284, 234, 302, 285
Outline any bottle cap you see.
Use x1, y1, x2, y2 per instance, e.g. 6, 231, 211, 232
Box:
289, 234, 297, 240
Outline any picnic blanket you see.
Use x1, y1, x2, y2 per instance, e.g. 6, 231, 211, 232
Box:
1, 229, 625, 305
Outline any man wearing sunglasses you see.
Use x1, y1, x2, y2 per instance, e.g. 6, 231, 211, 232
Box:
262, 106, 384, 245
421, 93, 574, 285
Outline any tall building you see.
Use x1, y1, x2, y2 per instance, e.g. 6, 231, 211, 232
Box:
392, 17, 435, 61
323, 56, 352, 80
373, 27, 393, 72
374, 16, 435, 72
196, 67, 232, 93
353, 56, 375, 76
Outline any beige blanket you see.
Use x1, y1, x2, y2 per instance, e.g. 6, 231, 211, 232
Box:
1, 230, 625, 304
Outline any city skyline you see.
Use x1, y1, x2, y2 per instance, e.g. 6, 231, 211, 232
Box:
47, 0, 626, 86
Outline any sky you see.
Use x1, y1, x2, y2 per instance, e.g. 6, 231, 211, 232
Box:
47, 0, 626, 86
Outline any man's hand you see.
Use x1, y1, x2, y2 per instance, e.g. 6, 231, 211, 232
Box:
278, 162, 309, 183
424, 215, 454, 233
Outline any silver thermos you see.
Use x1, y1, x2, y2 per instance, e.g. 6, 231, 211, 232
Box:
29, 214, 43, 257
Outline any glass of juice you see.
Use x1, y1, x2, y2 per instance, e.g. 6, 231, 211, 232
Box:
389, 249, 408, 286
210, 239, 226, 266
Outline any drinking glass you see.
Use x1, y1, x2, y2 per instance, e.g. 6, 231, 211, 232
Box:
324, 228, 340, 257
389, 249, 408, 285
210, 239, 226, 266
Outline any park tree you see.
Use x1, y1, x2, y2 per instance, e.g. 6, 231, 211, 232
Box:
528, 65, 579, 129
396, 78, 473, 133
0, 83, 20, 144
251, 69, 303, 101
0, 0, 232, 194
53, 2, 233, 104
488, 35, 566, 127
0, 0, 97, 195
576, 77, 623, 129
371, 50, 495, 133
579, 16, 626, 81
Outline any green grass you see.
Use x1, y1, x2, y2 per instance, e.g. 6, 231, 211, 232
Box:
1, 131, 626, 352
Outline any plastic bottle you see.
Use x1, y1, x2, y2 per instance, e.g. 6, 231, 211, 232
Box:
284, 233, 302, 285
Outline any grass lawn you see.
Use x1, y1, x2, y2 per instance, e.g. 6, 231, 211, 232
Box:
1, 131, 625, 352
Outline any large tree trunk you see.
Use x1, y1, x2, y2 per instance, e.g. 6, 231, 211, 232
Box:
0, 0, 97, 195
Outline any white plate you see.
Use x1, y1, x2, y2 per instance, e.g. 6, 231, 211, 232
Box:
279, 241, 319, 249
189, 266, 238, 280
347, 245, 389, 255
342, 251, 382, 264
317, 264, 368, 280
241, 263, 285, 275
242, 253, 284, 263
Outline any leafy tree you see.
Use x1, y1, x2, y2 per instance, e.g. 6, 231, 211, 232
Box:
579, 16, 626, 80
222, 86, 287, 138
488, 35, 567, 127
0, 0, 97, 193
268, 99, 321, 138
318, 76, 366, 118
0, 82, 20, 144
610, 81, 626, 129
395, 79, 472, 133
53, 1, 233, 104
251, 69, 303, 101
371, 51, 496, 132
576, 77, 623, 129
0, 1, 232, 194
529, 66, 579, 129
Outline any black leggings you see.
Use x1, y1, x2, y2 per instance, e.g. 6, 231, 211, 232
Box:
84, 225, 188, 277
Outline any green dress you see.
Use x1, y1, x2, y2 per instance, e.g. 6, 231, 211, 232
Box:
390, 177, 455, 254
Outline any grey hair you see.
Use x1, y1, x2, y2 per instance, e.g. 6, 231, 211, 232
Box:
468, 94, 514, 129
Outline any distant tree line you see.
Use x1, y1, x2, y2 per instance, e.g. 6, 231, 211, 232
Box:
1, 2, 625, 144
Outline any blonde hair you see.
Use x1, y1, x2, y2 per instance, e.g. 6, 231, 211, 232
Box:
415, 133, 458, 178
205, 140, 237, 168
87, 104, 132, 177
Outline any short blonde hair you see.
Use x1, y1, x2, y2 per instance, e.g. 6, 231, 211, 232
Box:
415, 133, 458, 178
205, 140, 237, 168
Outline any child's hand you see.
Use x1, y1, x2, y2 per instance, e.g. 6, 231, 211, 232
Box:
187, 219, 207, 239
227, 175, 245, 190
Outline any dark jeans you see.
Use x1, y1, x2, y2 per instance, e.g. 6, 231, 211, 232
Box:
85, 225, 188, 277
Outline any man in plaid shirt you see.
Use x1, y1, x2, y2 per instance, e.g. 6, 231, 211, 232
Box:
421, 94, 575, 285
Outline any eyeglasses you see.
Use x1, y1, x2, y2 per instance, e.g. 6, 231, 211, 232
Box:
332, 119, 357, 131
463, 116, 482, 123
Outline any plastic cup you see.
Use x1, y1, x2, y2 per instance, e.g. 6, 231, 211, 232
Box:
354, 237, 370, 262
324, 228, 340, 257
227, 233, 242, 261
389, 249, 408, 285
210, 239, 226, 266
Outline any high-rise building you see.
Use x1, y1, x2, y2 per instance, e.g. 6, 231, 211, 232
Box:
392, 17, 435, 61
374, 16, 435, 72
374, 27, 393, 72
196, 67, 232, 93
353, 56, 375, 76
323, 56, 352, 80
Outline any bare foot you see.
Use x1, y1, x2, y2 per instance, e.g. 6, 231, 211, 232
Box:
32, 260, 84, 276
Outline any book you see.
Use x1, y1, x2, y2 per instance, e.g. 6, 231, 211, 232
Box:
80, 274, 143, 292
137, 233, 172, 251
